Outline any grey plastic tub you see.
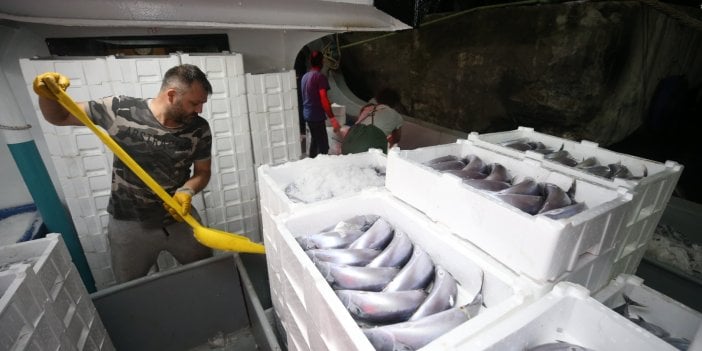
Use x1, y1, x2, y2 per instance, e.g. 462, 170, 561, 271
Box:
91, 254, 283, 351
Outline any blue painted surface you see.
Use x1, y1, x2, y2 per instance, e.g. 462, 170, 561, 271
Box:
0, 203, 37, 220
7, 140, 96, 292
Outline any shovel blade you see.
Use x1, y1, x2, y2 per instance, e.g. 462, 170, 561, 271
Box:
193, 226, 266, 254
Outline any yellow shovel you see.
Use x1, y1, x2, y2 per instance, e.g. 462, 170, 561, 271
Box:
43, 78, 265, 254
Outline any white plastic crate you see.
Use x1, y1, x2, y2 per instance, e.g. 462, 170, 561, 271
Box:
265, 189, 544, 351
594, 274, 702, 347
257, 149, 386, 217
468, 126, 683, 261
0, 263, 52, 350
456, 282, 676, 350
386, 140, 632, 282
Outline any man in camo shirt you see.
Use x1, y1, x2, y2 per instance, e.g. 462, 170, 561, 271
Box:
34, 64, 213, 283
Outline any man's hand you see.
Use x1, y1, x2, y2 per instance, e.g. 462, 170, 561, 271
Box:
164, 187, 194, 222
33, 72, 70, 100
330, 117, 341, 133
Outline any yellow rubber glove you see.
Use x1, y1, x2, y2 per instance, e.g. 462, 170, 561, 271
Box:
164, 187, 194, 222
33, 72, 70, 100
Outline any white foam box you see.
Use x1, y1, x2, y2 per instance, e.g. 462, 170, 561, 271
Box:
456, 282, 676, 350
468, 126, 683, 261
0, 234, 73, 296
265, 189, 545, 351
594, 274, 702, 346
386, 140, 633, 282
257, 149, 386, 217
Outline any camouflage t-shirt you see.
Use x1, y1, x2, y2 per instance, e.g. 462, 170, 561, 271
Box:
86, 96, 212, 221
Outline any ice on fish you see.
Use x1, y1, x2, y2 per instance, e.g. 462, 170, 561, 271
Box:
283, 163, 384, 203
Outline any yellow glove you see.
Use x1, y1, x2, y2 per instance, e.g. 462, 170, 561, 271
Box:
33, 72, 71, 100
164, 187, 194, 222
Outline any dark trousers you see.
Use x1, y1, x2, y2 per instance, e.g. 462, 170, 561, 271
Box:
307, 120, 329, 158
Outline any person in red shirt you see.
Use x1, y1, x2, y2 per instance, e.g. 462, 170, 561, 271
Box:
300, 50, 340, 158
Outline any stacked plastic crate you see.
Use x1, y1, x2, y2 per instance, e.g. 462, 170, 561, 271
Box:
0, 234, 114, 350
385, 138, 633, 292
467, 126, 683, 281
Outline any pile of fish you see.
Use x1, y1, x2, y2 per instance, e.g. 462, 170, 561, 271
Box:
613, 294, 690, 350
296, 215, 484, 351
526, 341, 593, 350
423, 155, 587, 219
501, 139, 646, 180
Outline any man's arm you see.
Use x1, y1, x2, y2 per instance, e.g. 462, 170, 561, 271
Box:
181, 159, 212, 194
38, 96, 85, 126
318, 88, 340, 132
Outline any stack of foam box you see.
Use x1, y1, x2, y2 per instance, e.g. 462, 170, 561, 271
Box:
456, 282, 677, 350
0, 234, 114, 350
594, 274, 702, 350
468, 126, 683, 281
386, 139, 633, 292
257, 150, 388, 348
264, 190, 544, 350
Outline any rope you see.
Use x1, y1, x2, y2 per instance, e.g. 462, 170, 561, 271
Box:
0, 123, 31, 130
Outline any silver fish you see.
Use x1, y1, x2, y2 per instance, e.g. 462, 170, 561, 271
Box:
336, 289, 427, 324
581, 165, 613, 178
296, 229, 365, 250
463, 179, 511, 191
527, 141, 549, 150
494, 194, 545, 215
348, 217, 395, 250
503, 140, 532, 151
428, 160, 465, 171
331, 214, 381, 233
383, 247, 434, 292
425, 155, 459, 165
367, 231, 414, 268
498, 178, 541, 196
540, 202, 588, 219
545, 150, 578, 167
443, 169, 488, 180
316, 261, 399, 291
527, 341, 594, 351
462, 154, 486, 173
575, 156, 599, 169
307, 248, 381, 266
362, 304, 471, 351
484, 163, 509, 182
465, 292, 483, 318
662, 336, 691, 351
632, 316, 671, 338
609, 163, 634, 179
410, 266, 457, 320
538, 183, 572, 214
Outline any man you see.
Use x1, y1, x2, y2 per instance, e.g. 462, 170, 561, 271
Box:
300, 50, 340, 158
33, 64, 214, 283
356, 88, 404, 149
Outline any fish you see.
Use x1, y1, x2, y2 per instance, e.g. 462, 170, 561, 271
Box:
527, 341, 594, 351
575, 156, 599, 169
545, 150, 578, 167
362, 304, 471, 351
538, 183, 572, 214
527, 141, 549, 150
336, 289, 427, 324
608, 163, 637, 180
462, 154, 486, 173
497, 178, 541, 196
540, 202, 588, 219
383, 247, 435, 292
331, 214, 381, 233
463, 179, 511, 191
427, 160, 465, 171
348, 217, 395, 250
494, 194, 545, 215
307, 248, 381, 266
465, 292, 484, 318
366, 231, 414, 268
315, 261, 399, 291
484, 163, 509, 182
425, 155, 460, 165
613, 294, 671, 339
661, 336, 691, 351
612, 294, 644, 316
581, 165, 613, 178
296, 229, 366, 250
443, 169, 488, 180
503, 140, 533, 151
409, 266, 458, 320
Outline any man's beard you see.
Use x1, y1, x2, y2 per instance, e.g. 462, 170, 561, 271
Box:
166, 104, 194, 125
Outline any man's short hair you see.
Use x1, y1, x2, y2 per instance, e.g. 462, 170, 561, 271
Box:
310, 51, 324, 68
162, 64, 213, 94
